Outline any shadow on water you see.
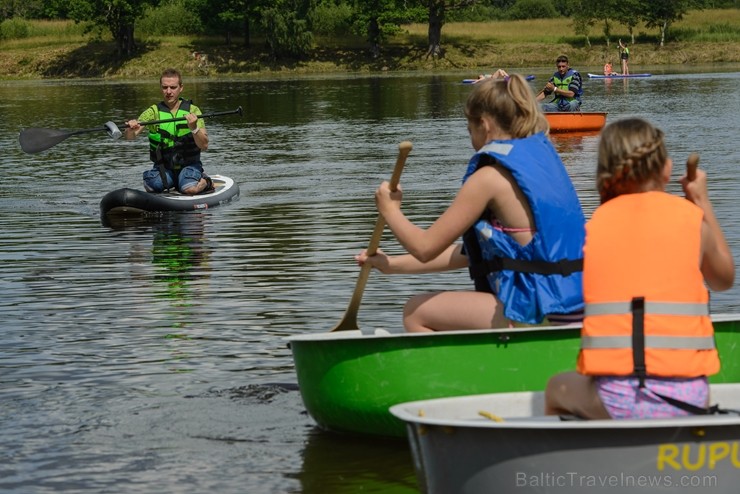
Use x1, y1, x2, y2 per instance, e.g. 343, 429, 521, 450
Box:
292, 429, 418, 494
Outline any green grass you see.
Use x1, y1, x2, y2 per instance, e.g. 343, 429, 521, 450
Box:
401, 8, 740, 44
0, 18, 90, 43
0, 9, 738, 80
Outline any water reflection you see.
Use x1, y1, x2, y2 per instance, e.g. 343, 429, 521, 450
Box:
295, 429, 418, 494
599, 76, 632, 95
105, 212, 209, 287
550, 132, 590, 154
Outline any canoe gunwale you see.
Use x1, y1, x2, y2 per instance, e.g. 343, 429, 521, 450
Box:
390, 383, 740, 431
286, 314, 739, 343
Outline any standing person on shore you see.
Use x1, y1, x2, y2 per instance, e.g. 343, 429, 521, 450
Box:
356, 70, 586, 333
619, 39, 630, 75
544, 118, 735, 419
537, 55, 583, 112
125, 68, 213, 195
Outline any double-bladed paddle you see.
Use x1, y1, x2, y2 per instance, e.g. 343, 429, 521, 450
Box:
331, 140, 413, 332
18, 106, 244, 154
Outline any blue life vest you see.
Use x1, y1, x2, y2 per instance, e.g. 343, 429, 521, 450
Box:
461, 132, 585, 324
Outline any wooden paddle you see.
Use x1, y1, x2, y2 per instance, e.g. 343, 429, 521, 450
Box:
686, 152, 699, 181
331, 140, 413, 332
19, 106, 243, 154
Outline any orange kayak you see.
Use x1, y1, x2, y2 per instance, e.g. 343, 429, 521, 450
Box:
546, 112, 607, 133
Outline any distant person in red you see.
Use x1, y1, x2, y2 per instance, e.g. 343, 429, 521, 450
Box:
603, 61, 617, 76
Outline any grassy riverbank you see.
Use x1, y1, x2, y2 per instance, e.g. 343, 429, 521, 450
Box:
1, 9, 738, 80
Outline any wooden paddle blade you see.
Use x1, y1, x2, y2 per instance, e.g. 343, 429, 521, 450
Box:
686, 153, 699, 181
331, 141, 413, 332
18, 128, 73, 154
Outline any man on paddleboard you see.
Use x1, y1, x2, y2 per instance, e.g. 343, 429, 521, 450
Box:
124, 68, 214, 195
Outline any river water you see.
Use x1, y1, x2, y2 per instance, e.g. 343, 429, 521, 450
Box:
1, 66, 739, 493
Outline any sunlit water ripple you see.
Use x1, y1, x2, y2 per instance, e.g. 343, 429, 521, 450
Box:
1, 69, 739, 493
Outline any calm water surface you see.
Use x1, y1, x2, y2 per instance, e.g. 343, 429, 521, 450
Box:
2, 67, 739, 493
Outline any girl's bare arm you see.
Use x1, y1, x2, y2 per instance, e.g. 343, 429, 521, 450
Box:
682, 168, 735, 291
377, 166, 504, 263
356, 244, 468, 275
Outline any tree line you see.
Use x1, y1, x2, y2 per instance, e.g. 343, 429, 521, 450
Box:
0, 0, 734, 58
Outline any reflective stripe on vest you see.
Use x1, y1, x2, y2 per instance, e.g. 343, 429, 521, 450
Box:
582, 335, 715, 350
585, 301, 709, 317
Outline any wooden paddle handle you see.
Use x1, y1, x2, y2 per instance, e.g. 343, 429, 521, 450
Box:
686, 153, 699, 181
365, 141, 413, 257
330, 141, 413, 332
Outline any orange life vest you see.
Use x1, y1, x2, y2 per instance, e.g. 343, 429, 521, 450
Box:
577, 191, 718, 378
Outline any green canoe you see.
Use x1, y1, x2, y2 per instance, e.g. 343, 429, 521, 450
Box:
287, 314, 740, 438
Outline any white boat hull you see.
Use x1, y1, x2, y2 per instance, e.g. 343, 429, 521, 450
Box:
391, 383, 740, 493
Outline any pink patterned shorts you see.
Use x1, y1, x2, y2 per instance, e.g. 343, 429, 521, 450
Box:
595, 376, 709, 419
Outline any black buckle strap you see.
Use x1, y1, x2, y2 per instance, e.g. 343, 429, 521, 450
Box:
468, 256, 583, 280
631, 297, 647, 388
653, 391, 740, 416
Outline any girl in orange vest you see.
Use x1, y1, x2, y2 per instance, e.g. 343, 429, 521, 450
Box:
544, 118, 734, 419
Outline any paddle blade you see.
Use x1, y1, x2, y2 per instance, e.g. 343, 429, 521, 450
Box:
19, 128, 72, 154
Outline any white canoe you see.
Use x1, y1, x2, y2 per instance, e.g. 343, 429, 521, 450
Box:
390, 383, 740, 493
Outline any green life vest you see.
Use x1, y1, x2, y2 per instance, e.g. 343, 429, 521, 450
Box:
148, 99, 201, 170
551, 69, 582, 105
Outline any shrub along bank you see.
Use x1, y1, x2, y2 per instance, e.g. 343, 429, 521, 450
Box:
0, 9, 738, 79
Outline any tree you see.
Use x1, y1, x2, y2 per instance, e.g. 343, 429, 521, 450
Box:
0, 0, 44, 20
640, 0, 696, 47
261, 0, 313, 58
350, 0, 403, 58
187, 0, 265, 46
506, 0, 559, 21
425, 0, 476, 60
426, 0, 444, 59
612, 0, 642, 44
570, 0, 599, 47
67, 0, 158, 56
